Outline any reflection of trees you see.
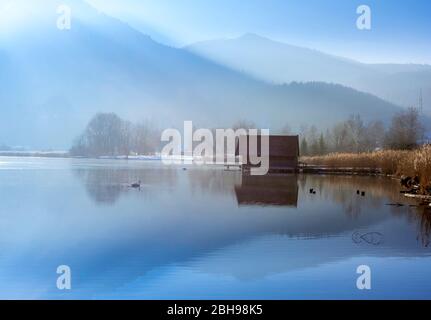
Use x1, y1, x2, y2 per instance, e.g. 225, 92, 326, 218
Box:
300, 174, 431, 247
300, 175, 405, 218
73, 167, 177, 205
74, 168, 128, 204
72, 163, 431, 247
416, 206, 431, 247
187, 169, 241, 196
74, 165, 241, 205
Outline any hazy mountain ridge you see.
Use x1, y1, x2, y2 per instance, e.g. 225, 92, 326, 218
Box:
0, 0, 403, 149
187, 34, 431, 113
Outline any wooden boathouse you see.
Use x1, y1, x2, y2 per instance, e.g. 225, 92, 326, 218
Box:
236, 135, 300, 173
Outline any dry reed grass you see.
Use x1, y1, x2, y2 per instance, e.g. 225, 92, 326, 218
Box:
302, 145, 431, 194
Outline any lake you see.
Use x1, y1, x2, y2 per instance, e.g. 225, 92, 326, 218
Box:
0, 157, 430, 299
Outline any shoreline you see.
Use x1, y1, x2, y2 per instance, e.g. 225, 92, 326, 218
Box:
1, 154, 429, 203
302, 146, 431, 197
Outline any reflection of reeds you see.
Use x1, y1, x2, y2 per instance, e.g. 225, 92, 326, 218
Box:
416, 207, 431, 247
299, 175, 403, 218
302, 145, 431, 194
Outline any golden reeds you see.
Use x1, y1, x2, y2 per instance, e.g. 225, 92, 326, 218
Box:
302, 145, 431, 194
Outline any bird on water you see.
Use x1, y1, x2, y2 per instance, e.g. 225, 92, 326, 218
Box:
131, 180, 141, 188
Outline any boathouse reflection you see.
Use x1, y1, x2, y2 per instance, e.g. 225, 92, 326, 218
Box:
235, 174, 298, 207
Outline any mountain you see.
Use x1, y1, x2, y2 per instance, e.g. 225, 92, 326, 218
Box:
0, 1, 403, 149
187, 33, 431, 113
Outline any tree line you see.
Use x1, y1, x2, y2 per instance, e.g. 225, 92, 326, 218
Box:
70, 113, 161, 157
298, 107, 426, 156
70, 107, 426, 157
69, 114, 262, 157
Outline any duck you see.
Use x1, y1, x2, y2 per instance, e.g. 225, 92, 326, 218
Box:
131, 180, 141, 189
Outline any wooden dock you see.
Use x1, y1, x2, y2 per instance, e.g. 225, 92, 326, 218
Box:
298, 164, 382, 175
225, 163, 382, 176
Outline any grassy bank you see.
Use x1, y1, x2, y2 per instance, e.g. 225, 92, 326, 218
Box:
302, 145, 431, 194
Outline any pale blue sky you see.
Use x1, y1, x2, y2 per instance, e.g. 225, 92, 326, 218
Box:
86, 0, 431, 64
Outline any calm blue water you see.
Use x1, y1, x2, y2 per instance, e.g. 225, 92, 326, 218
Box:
0, 157, 430, 300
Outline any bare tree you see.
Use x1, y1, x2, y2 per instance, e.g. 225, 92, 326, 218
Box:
300, 137, 309, 156
70, 113, 160, 157
73, 113, 126, 156
363, 120, 385, 151
385, 107, 425, 150
331, 122, 349, 152
308, 125, 319, 156
232, 120, 256, 130
131, 121, 161, 155
280, 123, 292, 135
318, 133, 326, 155
345, 114, 365, 152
